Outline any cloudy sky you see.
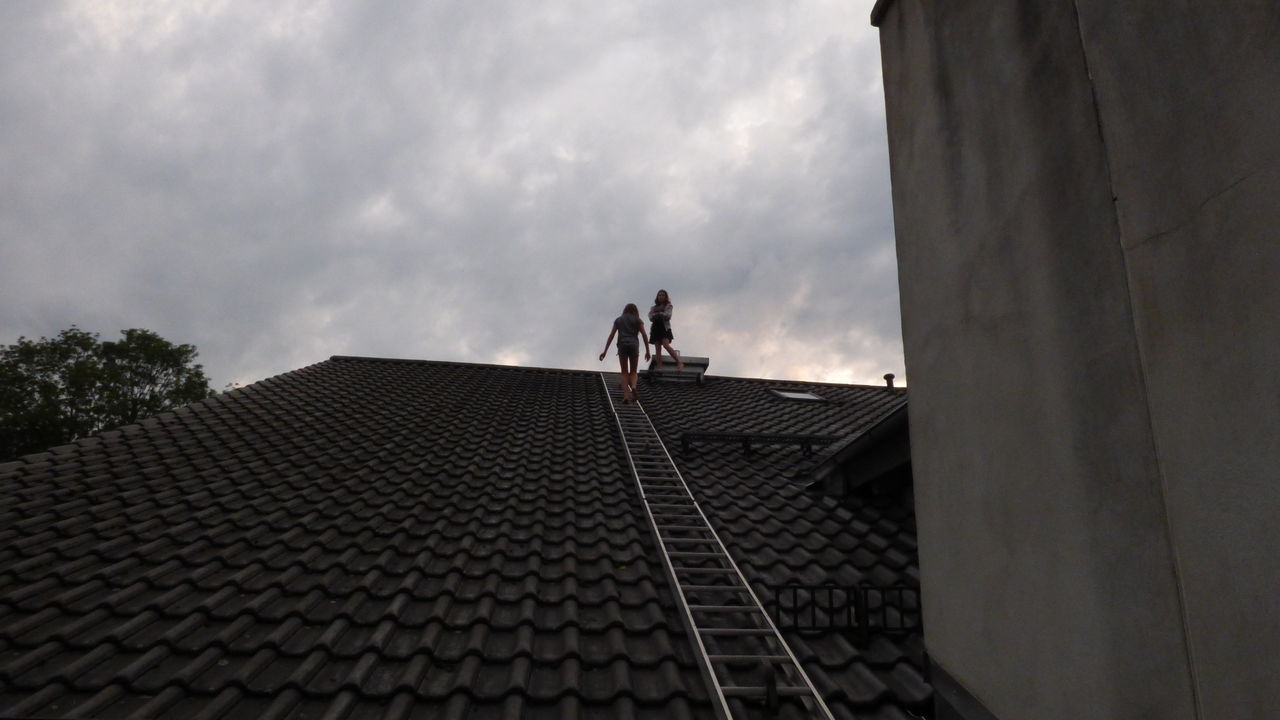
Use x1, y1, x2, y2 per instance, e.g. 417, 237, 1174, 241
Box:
0, 1, 902, 390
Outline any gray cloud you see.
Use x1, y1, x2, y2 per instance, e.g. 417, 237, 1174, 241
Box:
0, 1, 904, 390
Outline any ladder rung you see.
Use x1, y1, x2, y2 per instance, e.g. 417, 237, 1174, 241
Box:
681, 584, 747, 592
674, 567, 738, 575
650, 503, 696, 508
662, 538, 717, 545
668, 551, 725, 558
708, 654, 791, 663
721, 686, 813, 698
688, 604, 763, 613
653, 523, 707, 530
700, 627, 775, 635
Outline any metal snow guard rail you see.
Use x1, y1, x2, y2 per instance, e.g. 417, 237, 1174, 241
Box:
680, 432, 841, 456
770, 583, 922, 641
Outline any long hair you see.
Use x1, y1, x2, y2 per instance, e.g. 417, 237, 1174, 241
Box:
623, 303, 640, 317
653, 289, 670, 306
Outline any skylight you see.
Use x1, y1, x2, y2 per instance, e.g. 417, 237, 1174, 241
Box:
770, 388, 825, 401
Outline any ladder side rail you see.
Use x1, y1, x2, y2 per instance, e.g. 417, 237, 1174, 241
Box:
627, 394, 838, 720
598, 374, 733, 720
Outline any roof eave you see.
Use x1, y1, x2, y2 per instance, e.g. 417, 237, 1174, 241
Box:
806, 399, 909, 492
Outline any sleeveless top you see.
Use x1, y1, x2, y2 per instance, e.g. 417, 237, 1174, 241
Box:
614, 314, 642, 346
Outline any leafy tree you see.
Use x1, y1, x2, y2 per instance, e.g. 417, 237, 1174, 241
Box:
0, 327, 215, 461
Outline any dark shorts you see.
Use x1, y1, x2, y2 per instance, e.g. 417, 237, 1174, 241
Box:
650, 320, 673, 345
617, 341, 639, 358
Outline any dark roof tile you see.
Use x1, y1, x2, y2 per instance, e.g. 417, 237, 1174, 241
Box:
1, 357, 924, 718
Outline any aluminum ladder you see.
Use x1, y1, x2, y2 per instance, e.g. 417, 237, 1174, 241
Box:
599, 375, 835, 719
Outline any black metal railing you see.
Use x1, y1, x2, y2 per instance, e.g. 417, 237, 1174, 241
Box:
770, 583, 922, 641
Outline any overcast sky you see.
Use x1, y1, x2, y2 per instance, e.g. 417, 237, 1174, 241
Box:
0, 1, 903, 390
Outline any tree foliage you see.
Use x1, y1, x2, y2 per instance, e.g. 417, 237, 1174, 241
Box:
0, 327, 215, 461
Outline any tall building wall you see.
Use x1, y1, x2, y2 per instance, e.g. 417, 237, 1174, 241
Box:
874, 2, 1280, 718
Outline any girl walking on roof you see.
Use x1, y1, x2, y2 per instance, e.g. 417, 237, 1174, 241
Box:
600, 303, 650, 403
649, 289, 683, 371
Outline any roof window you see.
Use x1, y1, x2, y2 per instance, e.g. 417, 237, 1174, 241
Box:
770, 388, 825, 401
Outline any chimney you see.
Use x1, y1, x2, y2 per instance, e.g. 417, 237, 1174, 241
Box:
884, 373, 895, 389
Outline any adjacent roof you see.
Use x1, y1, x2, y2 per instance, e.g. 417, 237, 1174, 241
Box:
0, 356, 927, 719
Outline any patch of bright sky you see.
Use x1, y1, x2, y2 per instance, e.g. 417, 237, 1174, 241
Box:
3, 2, 905, 389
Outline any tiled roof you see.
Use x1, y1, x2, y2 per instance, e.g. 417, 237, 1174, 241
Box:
0, 356, 927, 719
636, 373, 927, 718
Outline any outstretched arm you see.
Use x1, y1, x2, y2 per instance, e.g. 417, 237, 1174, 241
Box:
599, 327, 617, 361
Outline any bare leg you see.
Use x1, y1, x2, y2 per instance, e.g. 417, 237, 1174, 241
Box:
617, 355, 631, 402
662, 340, 682, 370
625, 354, 640, 402
654, 343, 664, 369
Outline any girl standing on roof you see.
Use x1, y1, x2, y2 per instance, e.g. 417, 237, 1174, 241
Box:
648, 289, 683, 371
600, 303, 650, 403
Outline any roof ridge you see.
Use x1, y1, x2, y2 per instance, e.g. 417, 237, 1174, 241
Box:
329, 355, 599, 377
709, 374, 908, 391
332, 354, 906, 390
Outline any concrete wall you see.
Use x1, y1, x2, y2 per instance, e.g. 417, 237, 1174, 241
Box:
876, 2, 1280, 719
